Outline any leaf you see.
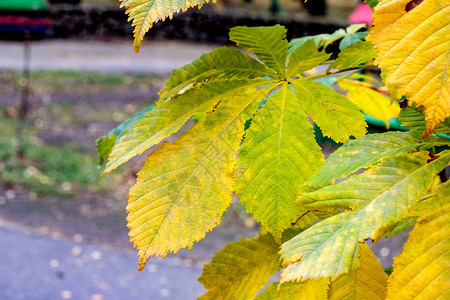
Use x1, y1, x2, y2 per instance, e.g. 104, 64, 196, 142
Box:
328, 244, 388, 300
398, 105, 426, 133
159, 47, 276, 101
288, 24, 367, 55
330, 41, 377, 70
96, 104, 155, 165
281, 151, 450, 281
291, 78, 367, 143
339, 32, 369, 50
304, 131, 421, 189
382, 217, 416, 238
104, 79, 271, 174
367, 0, 450, 136
127, 88, 269, 269
365, 0, 378, 9
386, 181, 450, 299
255, 279, 329, 300
229, 25, 288, 76
198, 234, 281, 300
338, 79, 400, 127
235, 83, 324, 237
286, 39, 331, 78
288, 29, 346, 55
121, 0, 213, 52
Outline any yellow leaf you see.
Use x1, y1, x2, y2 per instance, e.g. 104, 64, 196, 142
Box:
121, 0, 215, 52
386, 182, 450, 299
256, 279, 329, 300
329, 244, 388, 300
199, 234, 281, 300
339, 79, 400, 128
368, 0, 450, 136
127, 88, 268, 270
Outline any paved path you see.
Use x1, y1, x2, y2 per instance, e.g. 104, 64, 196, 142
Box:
0, 40, 217, 74
0, 226, 206, 300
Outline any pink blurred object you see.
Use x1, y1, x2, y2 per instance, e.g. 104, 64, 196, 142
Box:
348, 3, 373, 24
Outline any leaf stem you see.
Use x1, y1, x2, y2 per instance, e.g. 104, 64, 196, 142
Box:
305, 64, 375, 80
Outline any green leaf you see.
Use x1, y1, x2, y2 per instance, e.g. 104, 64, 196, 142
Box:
329, 244, 388, 300
198, 234, 281, 300
256, 279, 329, 300
96, 104, 155, 165
291, 78, 367, 143
127, 88, 271, 269
282, 151, 450, 281
382, 217, 417, 238
288, 24, 366, 55
304, 131, 421, 189
288, 29, 346, 55
229, 25, 288, 76
159, 47, 276, 101
235, 83, 324, 237
386, 182, 450, 299
104, 79, 271, 174
398, 106, 426, 133
365, 0, 378, 9
330, 41, 377, 70
121, 0, 214, 52
339, 31, 369, 50
286, 39, 331, 78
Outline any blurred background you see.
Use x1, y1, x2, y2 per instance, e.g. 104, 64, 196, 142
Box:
0, 0, 394, 299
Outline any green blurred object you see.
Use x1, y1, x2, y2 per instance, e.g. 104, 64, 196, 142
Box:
0, 0, 46, 10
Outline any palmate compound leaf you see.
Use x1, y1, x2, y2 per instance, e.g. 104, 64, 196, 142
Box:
367, 0, 450, 136
158, 46, 277, 101
104, 79, 271, 174
291, 78, 367, 143
386, 181, 450, 299
281, 151, 450, 281
127, 87, 272, 270
328, 243, 388, 300
235, 83, 324, 238
120, 0, 214, 52
338, 79, 400, 128
229, 25, 288, 76
329, 41, 377, 71
198, 234, 281, 300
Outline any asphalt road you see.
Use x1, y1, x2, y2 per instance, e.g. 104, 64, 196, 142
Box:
0, 226, 206, 300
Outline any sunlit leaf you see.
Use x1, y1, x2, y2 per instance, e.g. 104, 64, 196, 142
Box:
235, 83, 323, 237
386, 181, 450, 299
368, 0, 450, 136
121, 0, 214, 52
127, 88, 269, 269
198, 234, 281, 300
338, 79, 400, 128
229, 25, 288, 76
256, 279, 329, 300
330, 41, 377, 70
281, 151, 450, 281
291, 78, 367, 143
104, 79, 270, 174
328, 244, 388, 300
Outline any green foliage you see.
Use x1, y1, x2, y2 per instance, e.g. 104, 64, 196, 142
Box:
101, 0, 450, 297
